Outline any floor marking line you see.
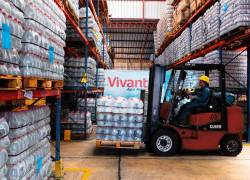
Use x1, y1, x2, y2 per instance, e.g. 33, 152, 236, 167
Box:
64, 167, 93, 180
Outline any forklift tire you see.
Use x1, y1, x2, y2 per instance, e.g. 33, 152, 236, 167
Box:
220, 135, 242, 156
151, 129, 179, 156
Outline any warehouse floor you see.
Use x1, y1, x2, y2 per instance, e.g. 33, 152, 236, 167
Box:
53, 139, 250, 180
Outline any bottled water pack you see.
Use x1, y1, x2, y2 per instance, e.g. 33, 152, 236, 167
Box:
3, 106, 52, 179
96, 97, 144, 142
64, 57, 97, 87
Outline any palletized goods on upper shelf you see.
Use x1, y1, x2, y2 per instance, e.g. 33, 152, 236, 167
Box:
64, 57, 97, 88
0, 0, 66, 80
155, 0, 250, 66
184, 49, 247, 89
96, 68, 105, 88
66, 7, 113, 68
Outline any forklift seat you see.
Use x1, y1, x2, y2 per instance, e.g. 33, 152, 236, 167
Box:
191, 93, 221, 114
189, 112, 221, 126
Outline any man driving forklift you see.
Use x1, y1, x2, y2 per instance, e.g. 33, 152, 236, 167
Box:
174, 75, 212, 126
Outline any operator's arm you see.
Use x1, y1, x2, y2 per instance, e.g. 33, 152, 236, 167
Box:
192, 87, 211, 104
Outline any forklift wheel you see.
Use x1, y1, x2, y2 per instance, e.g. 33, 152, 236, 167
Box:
151, 129, 179, 156
220, 135, 242, 156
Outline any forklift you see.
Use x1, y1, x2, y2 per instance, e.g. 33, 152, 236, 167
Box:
146, 63, 244, 156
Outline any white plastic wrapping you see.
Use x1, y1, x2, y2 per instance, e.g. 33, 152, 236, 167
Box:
0, 117, 9, 138
0, 148, 8, 168
0, 136, 10, 149
96, 97, 144, 142
6, 106, 50, 129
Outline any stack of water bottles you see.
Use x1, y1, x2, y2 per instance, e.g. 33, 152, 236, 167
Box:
220, 0, 250, 36
209, 50, 248, 88
77, 98, 97, 122
96, 97, 144, 142
64, 57, 97, 88
101, 47, 113, 68
182, 71, 202, 89
96, 68, 105, 88
3, 106, 52, 179
155, 1, 174, 50
203, 50, 221, 64
156, 27, 190, 66
0, 0, 25, 76
191, 17, 205, 52
203, 2, 220, 44
0, 116, 9, 180
66, 111, 93, 135
21, 0, 66, 80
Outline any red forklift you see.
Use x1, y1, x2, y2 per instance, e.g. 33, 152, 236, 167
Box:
146, 63, 244, 156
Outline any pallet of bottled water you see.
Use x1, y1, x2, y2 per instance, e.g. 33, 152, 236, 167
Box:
0, 0, 25, 76
77, 98, 97, 121
0, 106, 52, 179
64, 57, 97, 88
0, 116, 9, 180
96, 97, 144, 148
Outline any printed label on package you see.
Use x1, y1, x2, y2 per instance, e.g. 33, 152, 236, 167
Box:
36, 156, 43, 175
2, 24, 12, 49
24, 90, 33, 100
49, 46, 54, 64
104, 70, 149, 98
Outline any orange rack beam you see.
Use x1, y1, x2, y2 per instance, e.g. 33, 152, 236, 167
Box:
0, 89, 61, 101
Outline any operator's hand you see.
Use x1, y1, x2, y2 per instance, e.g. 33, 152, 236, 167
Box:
188, 95, 196, 100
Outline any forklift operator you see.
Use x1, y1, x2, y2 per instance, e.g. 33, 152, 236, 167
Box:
174, 75, 211, 125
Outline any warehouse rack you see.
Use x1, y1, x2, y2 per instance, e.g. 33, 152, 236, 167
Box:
54, 0, 109, 69
156, 0, 217, 56
155, 0, 250, 142
53, 1, 109, 156
0, 89, 63, 178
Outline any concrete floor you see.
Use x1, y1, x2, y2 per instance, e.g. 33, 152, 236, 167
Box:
54, 139, 250, 180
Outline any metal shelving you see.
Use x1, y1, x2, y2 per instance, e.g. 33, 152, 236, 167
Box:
54, 0, 109, 68
156, 0, 218, 56
167, 28, 250, 69
0, 89, 61, 101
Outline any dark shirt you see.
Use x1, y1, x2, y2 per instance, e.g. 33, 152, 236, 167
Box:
192, 86, 211, 106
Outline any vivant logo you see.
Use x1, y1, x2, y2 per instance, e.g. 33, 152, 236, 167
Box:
108, 77, 148, 88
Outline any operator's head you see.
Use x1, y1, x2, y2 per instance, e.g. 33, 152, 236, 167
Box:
199, 75, 209, 87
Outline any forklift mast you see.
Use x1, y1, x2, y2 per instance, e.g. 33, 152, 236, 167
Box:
146, 65, 165, 143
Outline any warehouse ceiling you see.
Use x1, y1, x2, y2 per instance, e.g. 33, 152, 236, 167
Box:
107, 0, 164, 63
108, 19, 157, 61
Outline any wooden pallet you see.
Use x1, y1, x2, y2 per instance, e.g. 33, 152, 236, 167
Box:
0, 75, 22, 90
220, 26, 249, 40
63, 128, 94, 141
52, 80, 64, 89
23, 78, 52, 89
23, 78, 64, 90
96, 140, 143, 149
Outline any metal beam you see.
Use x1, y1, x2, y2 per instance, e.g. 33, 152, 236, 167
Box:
247, 44, 250, 142
111, 39, 154, 42
112, 46, 154, 49
115, 52, 153, 54
108, 32, 153, 35
114, 58, 150, 60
